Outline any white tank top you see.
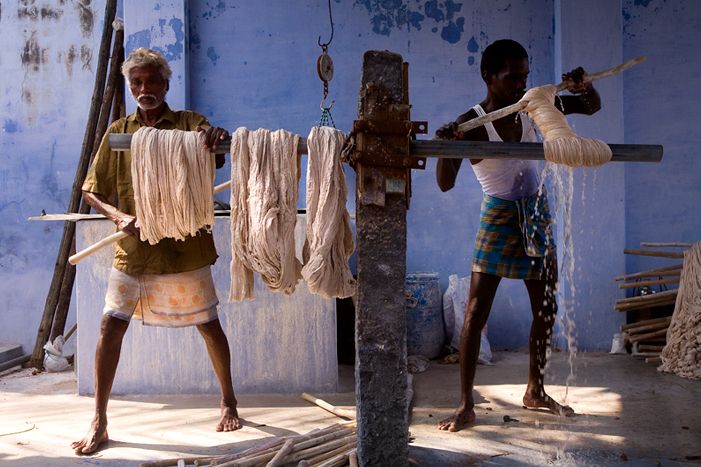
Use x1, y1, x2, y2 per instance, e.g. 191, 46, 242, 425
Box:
470, 105, 541, 200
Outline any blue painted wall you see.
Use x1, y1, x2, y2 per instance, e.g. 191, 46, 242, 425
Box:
622, 0, 701, 274
1, 0, 698, 356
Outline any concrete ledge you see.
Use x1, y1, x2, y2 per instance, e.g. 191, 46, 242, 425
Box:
76, 216, 338, 395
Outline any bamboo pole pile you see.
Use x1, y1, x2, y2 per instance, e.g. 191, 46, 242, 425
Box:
621, 316, 671, 363
139, 422, 358, 467
29, 0, 125, 369
614, 242, 690, 364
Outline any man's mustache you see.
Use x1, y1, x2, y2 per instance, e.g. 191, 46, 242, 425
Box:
137, 94, 157, 102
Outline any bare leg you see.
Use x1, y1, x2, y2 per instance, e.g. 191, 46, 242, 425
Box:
72, 315, 129, 454
523, 254, 574, 416
438, 272, 501, 432
196, 318, 241, 432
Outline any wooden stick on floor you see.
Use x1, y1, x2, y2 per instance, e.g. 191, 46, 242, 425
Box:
302, 393, 356, 420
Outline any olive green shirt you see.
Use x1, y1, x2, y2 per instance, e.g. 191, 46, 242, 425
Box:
82, 104, 219, 275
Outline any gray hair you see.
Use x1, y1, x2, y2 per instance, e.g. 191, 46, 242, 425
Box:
121, 48, 172, 83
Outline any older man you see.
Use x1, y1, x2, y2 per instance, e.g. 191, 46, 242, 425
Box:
72, 48, 239, 455
435, 39, 602, 432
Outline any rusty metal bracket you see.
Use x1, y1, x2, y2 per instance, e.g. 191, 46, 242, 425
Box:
350, 119, 428, 170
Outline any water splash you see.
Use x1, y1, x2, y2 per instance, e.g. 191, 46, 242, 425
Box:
541, 162, 578, 400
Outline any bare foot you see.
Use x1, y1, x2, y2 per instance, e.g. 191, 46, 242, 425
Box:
523, 392, 575, 417
217, 405, 242, 432
437, 406, 476, 432
71, 419, 109, 455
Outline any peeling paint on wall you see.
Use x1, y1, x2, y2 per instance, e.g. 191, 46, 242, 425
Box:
201, 0, 228, 20
21, 31, 48, 72
3, 119, 18, 133
80, 44, 92, 70
65, 44, 77, 76
353, 0, 466, 43
75, 0, 93, 37
126, 17, 184, 62
206, 46, 219, 65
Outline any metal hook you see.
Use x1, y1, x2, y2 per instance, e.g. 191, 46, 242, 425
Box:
320, 98, 334, 111
317, 0, 334, 48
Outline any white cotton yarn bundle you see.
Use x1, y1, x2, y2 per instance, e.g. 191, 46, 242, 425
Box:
229, 127, 302, 301
523, 85, 612, 167
659, 242, 701, 380
302, 126, 356, 299
130, 127, 215, 245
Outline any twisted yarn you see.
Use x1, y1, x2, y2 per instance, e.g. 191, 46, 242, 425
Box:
302, 127, 356, 299
130, 127, 214, 245
659, 242, 701, 380
523, 85, 612, 167
229, 128, 302, 301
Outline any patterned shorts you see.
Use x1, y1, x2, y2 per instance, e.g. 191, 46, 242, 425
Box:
472, 193, 555, 280
104, 266, 219, 327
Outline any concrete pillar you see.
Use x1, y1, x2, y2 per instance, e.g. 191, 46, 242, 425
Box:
354, 51, 410, 466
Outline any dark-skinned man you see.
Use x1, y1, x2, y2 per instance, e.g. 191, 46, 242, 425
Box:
72, 48, 240, 455
435, 39, 601, 432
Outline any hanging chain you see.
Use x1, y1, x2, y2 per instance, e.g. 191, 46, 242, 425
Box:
317, 0, 335, 128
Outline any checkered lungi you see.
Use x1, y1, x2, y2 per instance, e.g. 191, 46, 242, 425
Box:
472, 190, 555, 280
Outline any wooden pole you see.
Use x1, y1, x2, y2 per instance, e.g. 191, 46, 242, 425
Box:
353, 50, 410, 466
624, 318, 672, 335
619, 278, 679, 289
69, 180, 232, 265
640, 242, 692, 248
30, 0, 117, 368
49, 22, 124, 342
628, 328, 668, 342
456, 56, 646, 133
614, 267, 681, 282
621, 316, 672, 331
302, 393, 356, 420
623, 248, 685, 259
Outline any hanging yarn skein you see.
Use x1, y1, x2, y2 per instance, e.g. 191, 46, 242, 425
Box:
131, 127, 215, 245
522, 85, 612, 167
302, 126, 356, 299
659, 242, 701, 380
229, 127, 302, 302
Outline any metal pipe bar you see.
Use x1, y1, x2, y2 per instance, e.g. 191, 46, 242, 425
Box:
109, 133, 309, 155
411, 140, 663, 163
109, 134, 662, 163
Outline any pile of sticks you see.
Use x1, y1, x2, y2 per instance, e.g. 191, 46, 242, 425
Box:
614, 242, 691, 364
620, 316, 671, 364
140, 422, 358, 467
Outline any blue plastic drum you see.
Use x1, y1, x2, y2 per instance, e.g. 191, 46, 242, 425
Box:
405, 272, 444, 359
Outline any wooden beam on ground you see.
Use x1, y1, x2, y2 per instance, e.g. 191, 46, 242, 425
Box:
353, 50, 410, 466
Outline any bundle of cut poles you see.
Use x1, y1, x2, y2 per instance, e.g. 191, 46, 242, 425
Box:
140, 422, 358, 467
614, 242, 692, 364
29, 0, 124, 369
